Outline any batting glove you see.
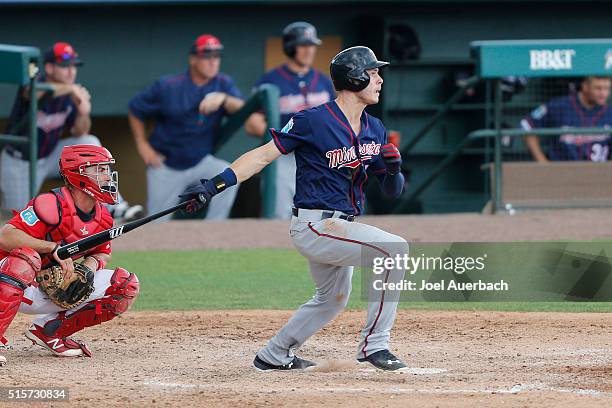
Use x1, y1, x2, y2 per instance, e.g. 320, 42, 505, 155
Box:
179, 179, 217, 213
381, 143, 402, 175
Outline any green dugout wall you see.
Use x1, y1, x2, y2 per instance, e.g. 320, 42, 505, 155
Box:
2, 0, 612, 213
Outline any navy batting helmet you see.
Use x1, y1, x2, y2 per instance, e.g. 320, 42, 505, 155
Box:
330, 46, 389, 92
282, 22, 322, 58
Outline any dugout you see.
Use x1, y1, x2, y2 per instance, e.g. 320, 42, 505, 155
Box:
2, 1, 612, 215
476, 40, 612, 213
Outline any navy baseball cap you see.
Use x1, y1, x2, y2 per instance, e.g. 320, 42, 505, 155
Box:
44, 42, 83, 66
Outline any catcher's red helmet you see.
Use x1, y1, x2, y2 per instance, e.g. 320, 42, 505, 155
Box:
59, 145, 118, 205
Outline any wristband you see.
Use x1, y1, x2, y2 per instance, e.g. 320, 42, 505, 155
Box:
210, 168, 237, 193
87, 255, 106, 271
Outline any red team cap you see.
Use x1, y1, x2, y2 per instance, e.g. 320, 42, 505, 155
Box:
190, 34, 223, 57
44, 42, 83, 66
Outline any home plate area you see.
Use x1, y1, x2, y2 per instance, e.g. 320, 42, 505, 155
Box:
2, 310, 611, 407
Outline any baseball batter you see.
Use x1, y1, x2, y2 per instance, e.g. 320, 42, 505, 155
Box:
245, 22, 335, 218
181, 46, 410, 372
0, 145, 139, 366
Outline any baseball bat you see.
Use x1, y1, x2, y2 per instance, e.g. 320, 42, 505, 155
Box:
55, 195, 206, 260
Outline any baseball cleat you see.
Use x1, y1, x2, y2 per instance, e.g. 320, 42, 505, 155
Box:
253, 355, 316, 371
25, 324, 92, 358
358, 349, 409, 372
121, 204, 145, 222
110, 202, 145, 223
0, 355, 6, 366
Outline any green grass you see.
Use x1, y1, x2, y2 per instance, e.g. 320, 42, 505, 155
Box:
109, 249, 612, 313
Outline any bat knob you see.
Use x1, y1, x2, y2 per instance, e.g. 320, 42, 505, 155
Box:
198, 194, 208, 204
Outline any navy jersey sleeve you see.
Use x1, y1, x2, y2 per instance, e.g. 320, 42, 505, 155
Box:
269, 111, 310, 154
368, 128, 389, 177
128, 79, 163, 121
521, 102, 553, 130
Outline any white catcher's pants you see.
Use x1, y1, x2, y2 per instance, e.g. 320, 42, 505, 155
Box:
18, 269, 115, 327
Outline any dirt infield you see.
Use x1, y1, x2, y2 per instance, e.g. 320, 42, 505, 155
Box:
2, 210, 612, 407
3, 311, 612, 407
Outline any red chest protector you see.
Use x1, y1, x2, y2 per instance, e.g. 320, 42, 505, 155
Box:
33, 186, 113, 261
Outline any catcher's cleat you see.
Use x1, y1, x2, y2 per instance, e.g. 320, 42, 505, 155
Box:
0, 355, 6, 366
25, 324, 92, 358
357, 349, 409, 372
253, 354, 316, 371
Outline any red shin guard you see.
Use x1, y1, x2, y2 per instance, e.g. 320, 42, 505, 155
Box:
0, 248, 41, 344
41, 268, 139, 338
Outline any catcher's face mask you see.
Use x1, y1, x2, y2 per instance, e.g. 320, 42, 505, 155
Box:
81, 163, 119, 204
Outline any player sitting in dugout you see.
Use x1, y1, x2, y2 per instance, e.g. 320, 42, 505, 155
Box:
2, 41, 143, 222
521, 76, 612, 162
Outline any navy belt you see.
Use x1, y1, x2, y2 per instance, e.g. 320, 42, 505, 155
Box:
292, 208, 355, 222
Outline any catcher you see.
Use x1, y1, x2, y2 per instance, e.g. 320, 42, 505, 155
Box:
0, 144, 139, 365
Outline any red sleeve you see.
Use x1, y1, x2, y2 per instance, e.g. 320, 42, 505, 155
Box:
87, 241, 112, 256
86, 206, 113, 256
7, 199, 53, 239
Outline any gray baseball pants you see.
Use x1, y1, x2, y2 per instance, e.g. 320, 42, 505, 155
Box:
257, 209, 408, 365
146, 154, 239, 221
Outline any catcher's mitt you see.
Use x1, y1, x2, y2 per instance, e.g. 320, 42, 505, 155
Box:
35, 262, 95, 309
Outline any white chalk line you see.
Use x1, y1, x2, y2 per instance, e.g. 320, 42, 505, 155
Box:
144, 381, 212, 390
143, 380, 612, 397
357, 367, 448, 375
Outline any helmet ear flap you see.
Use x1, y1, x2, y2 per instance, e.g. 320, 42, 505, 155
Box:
348, 77, 369, 92
346, 68, 371, 92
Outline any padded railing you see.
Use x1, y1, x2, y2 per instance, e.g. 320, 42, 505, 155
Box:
0, 44, 41, 202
